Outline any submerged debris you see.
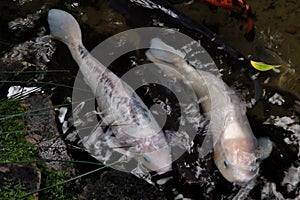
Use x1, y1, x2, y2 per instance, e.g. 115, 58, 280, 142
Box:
8, 4, 47, 33
257, 28, 283, 49
4, 35, 55, 66
8, 13, 39, 32
2, 35, 55, 82
11, 0, 33, 5
261, 182, 285, 200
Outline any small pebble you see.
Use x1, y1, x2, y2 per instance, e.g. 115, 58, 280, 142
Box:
284, 25, 298, 34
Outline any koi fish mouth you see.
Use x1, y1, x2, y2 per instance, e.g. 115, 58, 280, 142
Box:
233, 167, 259, 185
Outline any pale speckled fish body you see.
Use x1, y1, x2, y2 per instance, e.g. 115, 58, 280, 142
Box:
146, 38, 272, 184
47, 9, 172, 174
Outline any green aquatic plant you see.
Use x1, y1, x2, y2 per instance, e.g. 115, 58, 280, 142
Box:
0, 99, 38, 162
0, 177, 34, 200
0, 99, 39, 199
0, 99, 71, 199
0, 97, 124, 199
39, 167, 71, 200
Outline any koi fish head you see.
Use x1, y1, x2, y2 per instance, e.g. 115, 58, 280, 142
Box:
218, 138, 259, 185
140, 142, 173, 174
202, 0, 252, 15
213, 121, 260, 184
213, 119, 273, 184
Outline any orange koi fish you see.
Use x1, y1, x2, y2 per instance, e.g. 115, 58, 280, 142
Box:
201, 0, 254, 38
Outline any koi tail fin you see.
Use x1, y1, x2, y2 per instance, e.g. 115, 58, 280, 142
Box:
47, 9, 82, 46
147, 38, 186, 66
256, 137, 273, 160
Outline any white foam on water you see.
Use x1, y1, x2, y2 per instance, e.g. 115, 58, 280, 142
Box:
269, 93, 285, 106
55, 107, 68, 123
282, 165, 300, 193
264, 114, 300, 198
261, 182, 285, 200
264, 115, 300, 158
7, 85, 41, 99
264, 115, 300, 136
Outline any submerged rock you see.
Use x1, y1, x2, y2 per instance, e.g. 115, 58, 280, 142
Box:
24, 94, 75, 175
80, 169, 167, 200
0, 163, 41, 199
284, 25, 298, 34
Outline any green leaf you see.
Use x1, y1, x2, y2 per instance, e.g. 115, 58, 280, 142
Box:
250, 60, 283, 71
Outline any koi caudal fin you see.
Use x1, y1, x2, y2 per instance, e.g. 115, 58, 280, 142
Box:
148, 38, 186, 65
48, 9, 82, 46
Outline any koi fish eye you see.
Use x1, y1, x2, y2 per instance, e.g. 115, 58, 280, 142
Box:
143, 154, 151, 163
224, 159, 230, 168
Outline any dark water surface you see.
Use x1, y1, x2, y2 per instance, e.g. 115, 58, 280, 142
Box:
0, 0, 299, 199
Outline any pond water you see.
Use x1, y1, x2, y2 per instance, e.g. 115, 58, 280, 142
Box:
0, 0, 299, 199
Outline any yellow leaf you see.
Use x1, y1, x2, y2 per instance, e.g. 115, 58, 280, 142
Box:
21, 61, 34, 67
250, 60, 282, 71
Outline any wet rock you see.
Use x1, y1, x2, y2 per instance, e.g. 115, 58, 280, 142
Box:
0, 35, 56, 93
0, 163, 41, 199
0, 34, 54, 95
0, 59, 24, 96
8, 13, 39, 32
80, 170, 167, 200
7, 3, 50, 37
4, 35, 55, 67
24, 94, 75, 175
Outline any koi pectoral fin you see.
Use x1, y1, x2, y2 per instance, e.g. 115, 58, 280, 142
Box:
256, 137, 273, 160
198, 131, 214, 158
148, 38, 186, 65
243, 19, 255, 41
106, 136, 134, 157
242, 18, 254, 33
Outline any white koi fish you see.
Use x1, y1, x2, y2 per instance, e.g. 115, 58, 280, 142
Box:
47, 9, 172, 174
146, 38, 272, 184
